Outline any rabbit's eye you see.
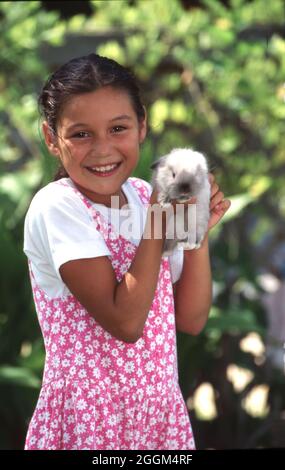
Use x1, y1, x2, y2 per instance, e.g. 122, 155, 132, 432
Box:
172, 171, 176, 178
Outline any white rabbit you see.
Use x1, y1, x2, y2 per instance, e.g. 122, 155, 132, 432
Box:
150, 148, 211, 256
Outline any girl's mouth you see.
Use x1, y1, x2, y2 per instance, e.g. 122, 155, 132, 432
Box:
86, 162, 122, 177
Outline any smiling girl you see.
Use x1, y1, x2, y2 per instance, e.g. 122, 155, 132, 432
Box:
23, 53, 230, 450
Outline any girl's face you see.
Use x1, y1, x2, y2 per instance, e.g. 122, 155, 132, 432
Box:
43, 86, 147, 206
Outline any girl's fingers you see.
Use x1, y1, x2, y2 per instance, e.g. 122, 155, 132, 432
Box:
211, 183, 220, 198
213, 199, 231, 212
210, 191, 224, 210
208, 173, 215, 184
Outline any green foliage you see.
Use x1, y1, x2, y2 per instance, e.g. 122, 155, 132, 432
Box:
1, 0, 285, 449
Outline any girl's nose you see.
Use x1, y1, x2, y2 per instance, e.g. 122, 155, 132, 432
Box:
92, 138, 113, 158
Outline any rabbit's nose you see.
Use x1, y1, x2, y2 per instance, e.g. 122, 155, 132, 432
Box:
179, 183, 191, 193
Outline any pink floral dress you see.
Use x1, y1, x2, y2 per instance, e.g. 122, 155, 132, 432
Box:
24, 177, 195, 450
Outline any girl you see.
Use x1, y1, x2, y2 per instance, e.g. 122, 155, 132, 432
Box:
23, 53, 230, 450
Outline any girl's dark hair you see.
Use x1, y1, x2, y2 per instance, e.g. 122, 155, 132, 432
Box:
38, 53, 146, 181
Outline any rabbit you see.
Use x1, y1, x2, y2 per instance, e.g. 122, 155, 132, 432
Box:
150, 147, 211, 256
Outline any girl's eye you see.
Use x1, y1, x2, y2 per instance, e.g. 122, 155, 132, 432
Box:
72, 131, 90, 138
111, 126, 126, 133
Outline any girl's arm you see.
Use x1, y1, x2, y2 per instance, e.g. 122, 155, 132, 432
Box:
173, 173, 231, 336
174, 234, 212, 336
60, 190, 167, 344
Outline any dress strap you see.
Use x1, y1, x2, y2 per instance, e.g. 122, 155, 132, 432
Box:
128, 177, 151, 206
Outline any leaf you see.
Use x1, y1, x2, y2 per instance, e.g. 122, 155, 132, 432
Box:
0, 366, 40, 388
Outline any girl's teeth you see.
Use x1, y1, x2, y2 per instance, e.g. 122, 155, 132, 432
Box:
91, 164, 118, 172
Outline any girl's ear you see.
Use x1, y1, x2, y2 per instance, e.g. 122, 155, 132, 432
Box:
42, 121, 60, 157
139, 106, 147, 144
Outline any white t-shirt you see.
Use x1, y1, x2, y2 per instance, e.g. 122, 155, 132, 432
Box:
23, 177, 184, 298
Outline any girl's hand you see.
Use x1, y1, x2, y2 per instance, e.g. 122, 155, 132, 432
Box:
207, 173, 231, 231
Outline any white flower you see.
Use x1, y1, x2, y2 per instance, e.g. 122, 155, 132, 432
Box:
102, 357, 111, 368
106, 429, 115, 438
76, 399, 87, 411
102, 343, 110, 352
74, 353, 85, 366
126, 348, 135, 358
155, 334, 164, 345
63, 432, 70, 443
92, 368, 101, 379
108, 415, 117, 427
67, 415, 75, 424
77, 320, 87, 332
82, 413, 91, 422
124, 361, 135, 373
62, 359, 70, 368
145, 361, 155, 372
76, 423, 86, 434
85, 345, 93, 355
167, 313, 175, 324
59, 335, 66, 346
51, 355, 60, 368
78, 369, 87, 379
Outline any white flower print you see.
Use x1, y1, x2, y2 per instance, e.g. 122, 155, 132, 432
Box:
106, 429, 115, 439
126, 348, 135, 358
76, 399, 87, 411
88, 359, 95, 368
142, 350, 150, 360
70, 334, 76, 344
78, 369, 87, 379
155, 334, 164, 346
154, 316, 162, 326
145, 361, 155, 373
167, 313, 175, 324
108, 414, 117, 427
77, 320, 87, 332
51, 355, 60, 368
82, 412, 91, 422
51, 343, 57, 353
124, 361, 135, 374
74, 353, 85, 366
76, 423, 86, 434
75, 341, 82, 350
116, 357, 123, 367
101, 357, 111, 368
25, 179, 195, 452
92, 368, 101, 379
62, 326, 70, 335
63, 432, 70, 443
59, 335, 66, 346
129, 378, 137, 387
62, 359, 70, 368
66, 302, 75, 312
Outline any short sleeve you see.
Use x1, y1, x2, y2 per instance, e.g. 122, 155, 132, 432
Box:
24, 184, 111, 281
168, 247, 184, 284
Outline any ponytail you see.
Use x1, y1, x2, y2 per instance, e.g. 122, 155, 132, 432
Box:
53, 164, 69, 181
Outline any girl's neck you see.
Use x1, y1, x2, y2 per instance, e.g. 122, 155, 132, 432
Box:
69, 178, 128, 209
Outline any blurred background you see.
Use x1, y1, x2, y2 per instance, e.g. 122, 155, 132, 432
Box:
0, 0, 285, 450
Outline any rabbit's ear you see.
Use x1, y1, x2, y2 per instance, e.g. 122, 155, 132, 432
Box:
150, 157, 165, 170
